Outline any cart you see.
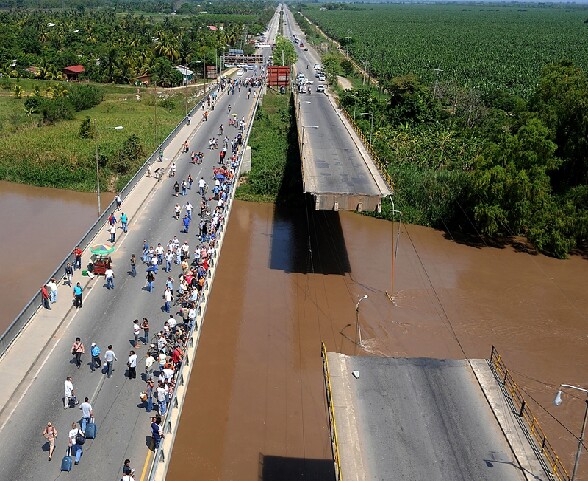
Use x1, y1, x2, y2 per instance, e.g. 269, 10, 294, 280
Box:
92, 256, 112, 275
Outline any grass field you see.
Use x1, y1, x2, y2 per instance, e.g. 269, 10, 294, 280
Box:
302, 3, 588, 98
0, 79, 205, 191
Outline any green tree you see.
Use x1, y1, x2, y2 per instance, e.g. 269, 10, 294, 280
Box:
274, 35, 297, 66
534, 61, 588, 190
472, 116, 560, 242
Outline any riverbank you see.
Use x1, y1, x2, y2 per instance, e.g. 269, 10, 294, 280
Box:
0, 79, 206, 192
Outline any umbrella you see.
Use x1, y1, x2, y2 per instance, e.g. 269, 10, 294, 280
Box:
215, 173, 225, 180
90, 243, 115, 256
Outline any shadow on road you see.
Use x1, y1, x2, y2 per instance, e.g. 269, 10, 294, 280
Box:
269, 94, 350, 275
259, 453, 334, 481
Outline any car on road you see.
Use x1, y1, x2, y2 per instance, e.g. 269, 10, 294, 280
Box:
316, 84, 325, 93
318, 74, 326, 82
300, 42, 305, 47
237, 69, 245, 76
304, 47, 308, 51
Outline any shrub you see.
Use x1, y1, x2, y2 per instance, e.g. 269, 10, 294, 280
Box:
67, 84, 104, 112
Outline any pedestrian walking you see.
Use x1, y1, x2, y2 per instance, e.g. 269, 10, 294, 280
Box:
68, 422, 83, 465
128, 350, 138, 379
115, 193, 122, 210
141, 317, 150, 344
41, 285, 50, 310
47, 278, 58, 304
79, 397, 93, 432
122, 459, 136, 479
104, 345, 117, 378
163, 287, 172, 313
71, 338, 85, 369
110, 224, 116, 243
108, 212, 117, 226
133, 320, 141, 348
65, 263, 73, 286
142, 240, 149, 263
64, 376, 75, 409
130, 254, 136, 277
146, 270, 155, 293
182, 215, 190, 233
73, 246, 82, 270
105, 267, 115, 290
42, 422, 58, 461
165, 250, 173, 273
73, 282, 83, 308
198, 177, 206, 197
90, 342, 101, 372
121, 212, 128, 233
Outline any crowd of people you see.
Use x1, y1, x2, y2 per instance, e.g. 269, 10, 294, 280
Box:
37, 67, 257, 480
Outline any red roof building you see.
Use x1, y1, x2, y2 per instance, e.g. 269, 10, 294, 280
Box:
63, 64, 85, 81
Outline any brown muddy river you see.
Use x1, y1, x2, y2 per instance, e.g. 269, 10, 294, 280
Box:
0, 184, 586, 480
168, 201, 588, 481
0, 180, 112, 331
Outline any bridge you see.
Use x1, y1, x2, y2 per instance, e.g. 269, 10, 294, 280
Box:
0, 10, 280, 481
283, 7, 392, 212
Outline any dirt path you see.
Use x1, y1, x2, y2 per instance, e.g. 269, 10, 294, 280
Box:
337, 75, 353, 90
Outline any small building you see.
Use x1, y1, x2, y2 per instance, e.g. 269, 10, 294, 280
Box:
175, 65, 193, 84
135, 73, 151, 86
63, 64, 85, 81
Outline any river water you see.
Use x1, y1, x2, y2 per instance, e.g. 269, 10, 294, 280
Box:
167, 201, 588, 481
0, 184, 586, 479
0, 180, 112, 331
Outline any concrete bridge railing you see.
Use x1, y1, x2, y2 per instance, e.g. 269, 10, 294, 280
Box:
147, 89, 262, 481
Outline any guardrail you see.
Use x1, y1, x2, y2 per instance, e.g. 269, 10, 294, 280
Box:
489, 346, 569, 481
339, 108, 393, 191
321, 342, 343, 481
147, 88, 262, 481
0, 84, 218, 359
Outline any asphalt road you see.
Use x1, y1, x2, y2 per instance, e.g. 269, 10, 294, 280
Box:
337, 356, 526, 481
283, 7, 381, 197
0, 64, 261, 481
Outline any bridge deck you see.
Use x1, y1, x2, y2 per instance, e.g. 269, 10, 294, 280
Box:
326, 353, 532, 481
288, 24, 391, 212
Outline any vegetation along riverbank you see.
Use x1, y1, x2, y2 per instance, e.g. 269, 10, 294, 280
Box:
295, 3, 588, 258
0, 0, 274, 191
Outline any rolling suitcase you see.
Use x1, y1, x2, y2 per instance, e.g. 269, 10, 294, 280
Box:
68, 396, 77, 408
61, 450, 72, 472
85, 420, 97, 439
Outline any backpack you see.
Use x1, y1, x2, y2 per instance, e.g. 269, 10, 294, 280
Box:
91, 346, 101, 357
75, 430, 86, 445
